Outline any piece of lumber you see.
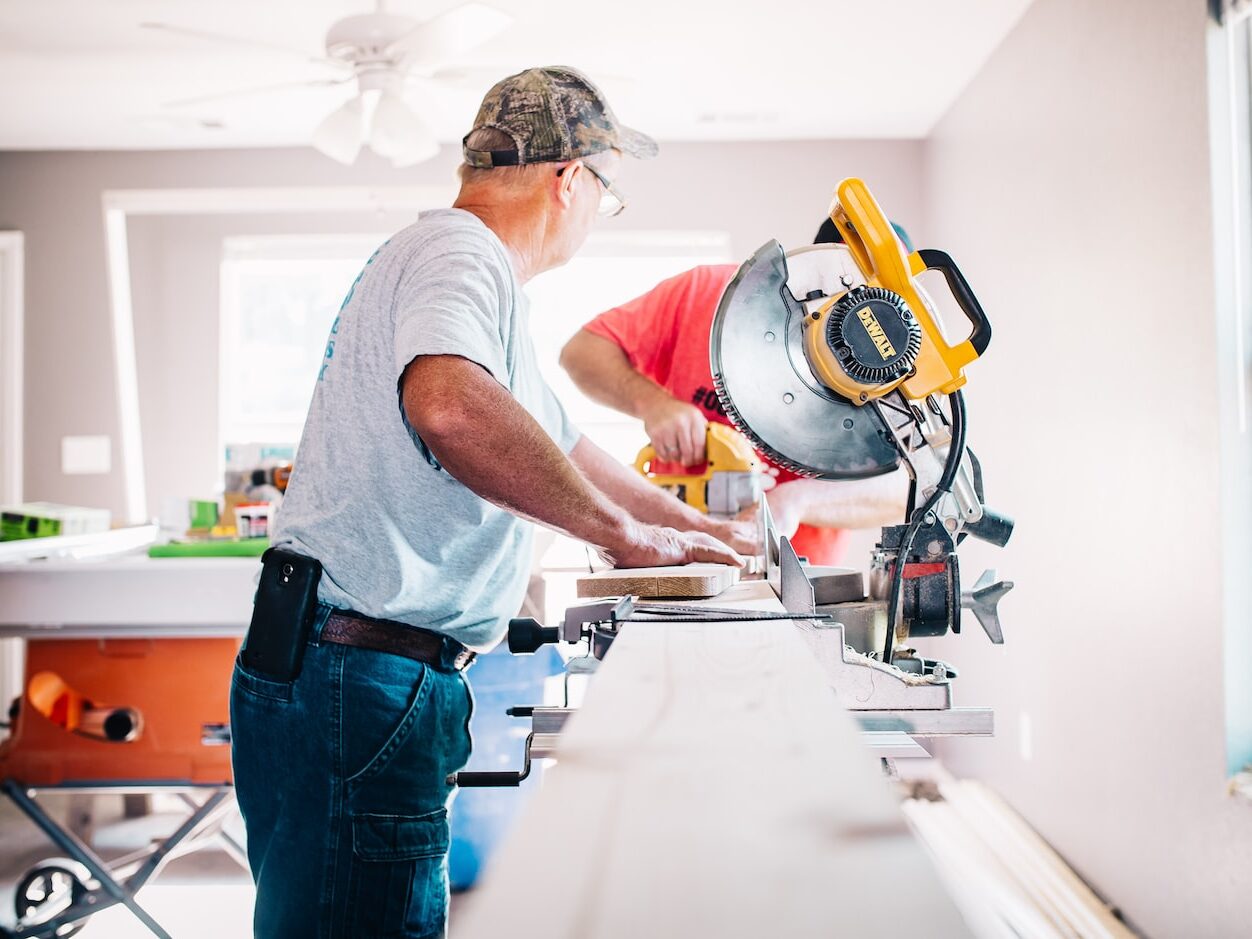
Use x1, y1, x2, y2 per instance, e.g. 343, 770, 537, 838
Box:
455, 581, 969, 939
575, 563, 739, 599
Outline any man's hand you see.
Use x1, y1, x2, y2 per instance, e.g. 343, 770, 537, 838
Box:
603, 520, 743, 569
642, 398, 708, 466
703, 514, 762, 556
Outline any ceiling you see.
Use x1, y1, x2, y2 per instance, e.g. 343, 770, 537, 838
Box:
0, 0, 1034, 151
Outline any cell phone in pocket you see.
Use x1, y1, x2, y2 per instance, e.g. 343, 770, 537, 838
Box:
241, 548, 324, 682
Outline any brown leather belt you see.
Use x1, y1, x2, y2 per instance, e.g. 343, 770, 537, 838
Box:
321, 611, 476, 672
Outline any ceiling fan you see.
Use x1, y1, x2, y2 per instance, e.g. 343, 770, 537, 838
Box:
141, 2, 513, 167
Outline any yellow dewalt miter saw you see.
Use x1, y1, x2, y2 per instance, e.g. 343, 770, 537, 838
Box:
634, 423, 762, 517
449, 178, 1017, 788
712, 177, 1015, 678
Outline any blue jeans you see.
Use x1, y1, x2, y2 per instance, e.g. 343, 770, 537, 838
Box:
230, 604, 473, 939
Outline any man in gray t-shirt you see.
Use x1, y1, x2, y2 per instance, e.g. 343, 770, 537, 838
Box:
231, 66, 753, 939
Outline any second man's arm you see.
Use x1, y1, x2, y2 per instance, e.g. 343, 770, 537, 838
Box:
560, 329, 709, 466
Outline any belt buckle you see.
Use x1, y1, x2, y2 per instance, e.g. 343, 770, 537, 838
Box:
452, 649, 476, 671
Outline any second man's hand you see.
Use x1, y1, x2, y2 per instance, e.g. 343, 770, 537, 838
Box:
642, 397, 708, 467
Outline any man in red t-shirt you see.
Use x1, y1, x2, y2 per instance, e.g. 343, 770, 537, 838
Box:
560, 220, 910, 565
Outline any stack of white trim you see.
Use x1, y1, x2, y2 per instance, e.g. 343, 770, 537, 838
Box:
902, 779, 1137, 939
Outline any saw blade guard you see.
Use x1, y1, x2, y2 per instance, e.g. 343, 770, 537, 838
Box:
710, 240, 901, 480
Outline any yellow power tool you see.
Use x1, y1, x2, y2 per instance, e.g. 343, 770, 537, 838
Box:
711, 176, 1014, 668
634, 423, 762, 517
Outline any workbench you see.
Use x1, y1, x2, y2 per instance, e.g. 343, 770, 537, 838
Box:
0, 555, 257, 639
455, 580, 970, 938
0, 553, 256, 938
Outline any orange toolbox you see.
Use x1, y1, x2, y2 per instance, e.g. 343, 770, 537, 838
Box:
1, 636, 243, 938
2, 637, 238, 786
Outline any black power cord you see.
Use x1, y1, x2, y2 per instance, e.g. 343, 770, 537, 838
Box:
881, 390, 967, 666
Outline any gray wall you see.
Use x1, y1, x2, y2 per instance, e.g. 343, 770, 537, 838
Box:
922, 0, 1252, 935
0, 140, 923, 519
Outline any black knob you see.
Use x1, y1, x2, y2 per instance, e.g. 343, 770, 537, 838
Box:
507, 617, 559, 654
103, 709, 139, 742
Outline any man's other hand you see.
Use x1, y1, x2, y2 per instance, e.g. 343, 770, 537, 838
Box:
706, 514, 762, 556
642, 398, 708, 466
604, 522, 743, 570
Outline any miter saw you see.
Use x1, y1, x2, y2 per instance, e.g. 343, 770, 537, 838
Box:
450, 178, 1014, 787
711, 177, 1014, 674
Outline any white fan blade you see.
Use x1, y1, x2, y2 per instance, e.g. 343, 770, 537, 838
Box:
369, 93, 440, 167
424, 65, 638, 91
162, 78, 353, 110
140, 22, 348, 70
313, 97, 366, 164
387, 3, 512, 72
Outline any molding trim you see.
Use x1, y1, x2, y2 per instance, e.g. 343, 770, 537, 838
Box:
0, 231, 24, 505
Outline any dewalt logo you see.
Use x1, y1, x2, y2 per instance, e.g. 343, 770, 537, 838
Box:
857, 307, 897, 361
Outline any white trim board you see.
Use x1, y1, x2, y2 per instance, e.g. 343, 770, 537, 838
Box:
99, 185, 455, 524
0, 231, 23, 506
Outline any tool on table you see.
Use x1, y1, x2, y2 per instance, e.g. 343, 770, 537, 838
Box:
454, 178, 1015, 785
1, 504, 111, 542
634, 423, 762, 517
710, 176, 1014, 672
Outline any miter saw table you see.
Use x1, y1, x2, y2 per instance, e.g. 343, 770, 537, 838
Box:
452, 530, 997, 788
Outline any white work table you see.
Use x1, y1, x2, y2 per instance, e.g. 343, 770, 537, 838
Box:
0, 553, 258, 637
456, 580, 970, 938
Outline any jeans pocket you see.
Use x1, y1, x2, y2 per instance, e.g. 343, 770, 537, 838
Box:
348, 810, 450, 938
231, 654, 293, 703
343, 652, 431, 784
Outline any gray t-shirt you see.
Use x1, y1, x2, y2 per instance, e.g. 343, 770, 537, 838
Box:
273, 208, 580, 650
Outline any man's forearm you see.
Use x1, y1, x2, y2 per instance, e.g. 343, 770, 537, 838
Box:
403, 356, 634, 551
569, 435, 709, 531
559, 329, 669, 418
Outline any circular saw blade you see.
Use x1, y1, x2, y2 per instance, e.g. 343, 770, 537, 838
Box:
710, 240, 901, 479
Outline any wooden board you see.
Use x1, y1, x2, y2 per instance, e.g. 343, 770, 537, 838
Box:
455, 581, 970, 939
575, 563, 740, 599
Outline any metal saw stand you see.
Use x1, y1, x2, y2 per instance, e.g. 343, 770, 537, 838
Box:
0, 780, 246, 939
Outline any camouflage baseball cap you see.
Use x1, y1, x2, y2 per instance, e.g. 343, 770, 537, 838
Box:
463, 66, 658, 168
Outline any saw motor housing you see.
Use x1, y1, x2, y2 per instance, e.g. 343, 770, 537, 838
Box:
803, 178, 992, 405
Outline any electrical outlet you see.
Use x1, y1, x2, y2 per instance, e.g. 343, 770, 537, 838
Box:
1019, 711, 1033, 761
61, 435, 111, 475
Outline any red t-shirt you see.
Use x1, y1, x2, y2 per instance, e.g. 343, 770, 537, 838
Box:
584, 264, 848, 565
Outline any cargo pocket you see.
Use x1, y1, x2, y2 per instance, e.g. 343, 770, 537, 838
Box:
348, 809, 450, 938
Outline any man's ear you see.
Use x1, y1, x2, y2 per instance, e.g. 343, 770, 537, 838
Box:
554, 160, 581, 210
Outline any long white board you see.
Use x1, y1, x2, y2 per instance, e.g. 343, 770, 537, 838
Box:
456, 581, 970, 938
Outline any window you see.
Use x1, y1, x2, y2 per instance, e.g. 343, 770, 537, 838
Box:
525, 230, 733, 464
522, 230, 734, 622
219, 234, 387, 449
1208, 6, 1252, 780
218, 227, 733, 625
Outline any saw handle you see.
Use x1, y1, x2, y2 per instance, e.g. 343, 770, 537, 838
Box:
915, 249, 992, 356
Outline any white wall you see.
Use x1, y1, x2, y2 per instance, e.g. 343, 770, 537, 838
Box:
922, 0, 1252, 934
0, 141, 923, 520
